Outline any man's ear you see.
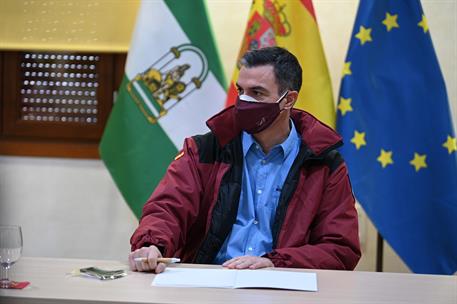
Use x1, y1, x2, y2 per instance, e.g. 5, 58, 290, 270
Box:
284, 91, 298, 110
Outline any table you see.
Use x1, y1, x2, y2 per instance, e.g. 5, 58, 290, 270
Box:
0, 257, 456, 304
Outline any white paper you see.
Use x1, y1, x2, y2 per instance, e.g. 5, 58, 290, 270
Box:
152, 267, 317, 291
233, 269, 317, 291
152, 268, 235, 288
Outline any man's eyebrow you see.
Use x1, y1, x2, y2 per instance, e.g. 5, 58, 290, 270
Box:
235, 83, 268, 92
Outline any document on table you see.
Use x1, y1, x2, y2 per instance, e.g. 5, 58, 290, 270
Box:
151, 268, 318, 291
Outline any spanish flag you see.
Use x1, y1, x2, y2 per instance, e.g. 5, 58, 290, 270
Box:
226, 0, 335, 127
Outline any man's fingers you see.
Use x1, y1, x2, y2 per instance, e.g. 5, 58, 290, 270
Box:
146, 246, 162, 270
235, 258, 255, 269
224, 259, 242, 269
155, 263, 167, 274
249, 258, 274, 269
132, 249, 147, 272
135, 259, 148, 272
146, 257, 157, 270
223, 256, 273, 269
222, 256, 240, 267
128, 253, 138, 271
248, 260, 266, 269
224, 257, 253, 269
128, 246, 165, 273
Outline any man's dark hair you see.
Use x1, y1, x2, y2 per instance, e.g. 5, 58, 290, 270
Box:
240, 46, 302, 94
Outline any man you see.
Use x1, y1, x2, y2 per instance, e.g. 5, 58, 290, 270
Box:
129, 47, 361, 274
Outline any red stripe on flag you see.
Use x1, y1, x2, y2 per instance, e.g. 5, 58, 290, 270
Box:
300, 0, 316, 20
225, 82, 238, 107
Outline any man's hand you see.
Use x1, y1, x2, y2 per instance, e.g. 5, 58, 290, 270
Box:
128, 245, 167, 274
222, 256, 274, 269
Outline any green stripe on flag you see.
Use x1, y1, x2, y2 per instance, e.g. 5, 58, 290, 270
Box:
100, 77, 177, 218
164, 0, 226, 88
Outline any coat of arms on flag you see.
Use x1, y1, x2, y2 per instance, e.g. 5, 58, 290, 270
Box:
127, 44, 209, 124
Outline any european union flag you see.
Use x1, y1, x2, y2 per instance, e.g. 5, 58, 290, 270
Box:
337, 0, 457, 274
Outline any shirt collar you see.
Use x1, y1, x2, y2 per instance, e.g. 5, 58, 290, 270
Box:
242, 131, 256, 157
280, 120, 300, 159
242, 120, 300, 158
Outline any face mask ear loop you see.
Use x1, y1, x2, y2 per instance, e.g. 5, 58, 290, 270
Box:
276, 90, 289, 103
277, 90, 289, 112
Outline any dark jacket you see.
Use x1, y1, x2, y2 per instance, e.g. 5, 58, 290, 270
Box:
131, 107, 361, 270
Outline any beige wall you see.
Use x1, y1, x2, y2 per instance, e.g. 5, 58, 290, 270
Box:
0, 0, 455, 272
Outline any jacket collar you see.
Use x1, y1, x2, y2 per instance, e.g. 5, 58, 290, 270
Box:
206, 106, 342, 157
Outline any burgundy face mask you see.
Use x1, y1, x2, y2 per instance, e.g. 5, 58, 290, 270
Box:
234, 91, 288, 134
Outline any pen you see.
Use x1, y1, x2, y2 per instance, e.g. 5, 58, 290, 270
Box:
133, 257, 181, 264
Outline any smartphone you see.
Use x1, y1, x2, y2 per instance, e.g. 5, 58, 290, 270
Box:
79, 267, 127, 280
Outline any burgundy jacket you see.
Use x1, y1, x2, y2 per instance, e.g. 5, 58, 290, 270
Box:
131, 107, 361, 270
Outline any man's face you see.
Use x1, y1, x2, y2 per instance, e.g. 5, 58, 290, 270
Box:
236, 65, 281, 103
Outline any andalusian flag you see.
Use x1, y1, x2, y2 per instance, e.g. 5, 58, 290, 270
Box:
226, 0, 335, 127
100, 0, 226, 218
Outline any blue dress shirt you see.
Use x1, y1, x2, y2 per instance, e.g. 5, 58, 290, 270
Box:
213, 120, 301, 264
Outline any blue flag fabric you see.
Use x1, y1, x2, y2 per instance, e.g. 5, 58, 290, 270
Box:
337, 0, 457, 274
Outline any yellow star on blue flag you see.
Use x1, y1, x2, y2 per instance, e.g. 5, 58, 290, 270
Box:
337, 0, 457, 275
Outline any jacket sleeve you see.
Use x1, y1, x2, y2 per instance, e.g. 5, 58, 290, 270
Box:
130, 137, 203, 256
264, 162, 361, 270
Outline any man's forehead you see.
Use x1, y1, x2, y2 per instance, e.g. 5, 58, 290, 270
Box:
238, 64, 274, 75
237, 65, 277, 88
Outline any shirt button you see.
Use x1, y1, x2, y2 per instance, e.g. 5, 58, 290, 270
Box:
257, 189, 262, 194
248, 247, 253, 251
253, 220, 258, 225
255, 145, 260, 149
261, 160, 266, 165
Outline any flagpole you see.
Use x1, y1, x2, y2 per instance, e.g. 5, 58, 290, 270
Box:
376, 232, 384, 272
